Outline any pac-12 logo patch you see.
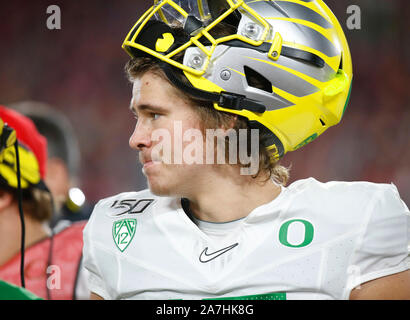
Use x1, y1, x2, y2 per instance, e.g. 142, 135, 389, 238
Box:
112, 219, 137, 252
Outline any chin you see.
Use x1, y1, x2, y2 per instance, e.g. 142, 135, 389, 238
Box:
145, 164, 197, 197
147, 180, 174, 197
145, 164, 188, 197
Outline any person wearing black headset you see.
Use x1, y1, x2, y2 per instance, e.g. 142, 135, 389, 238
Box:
10, 101, 93, 228
0, 106, 89, 300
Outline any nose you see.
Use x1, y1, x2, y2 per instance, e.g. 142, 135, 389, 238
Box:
129, 121, 151, 151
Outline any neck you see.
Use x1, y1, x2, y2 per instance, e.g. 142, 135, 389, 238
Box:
0, 209, 50, 267
185, 166, 282, 223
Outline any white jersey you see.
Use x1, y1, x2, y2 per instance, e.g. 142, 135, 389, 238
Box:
83, 178, 410, 300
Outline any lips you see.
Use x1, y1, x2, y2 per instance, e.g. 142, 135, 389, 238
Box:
143, 160, 155, 169
140, 154, 161, 169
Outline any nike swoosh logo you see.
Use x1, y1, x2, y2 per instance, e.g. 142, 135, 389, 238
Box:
199, 243, 239, 263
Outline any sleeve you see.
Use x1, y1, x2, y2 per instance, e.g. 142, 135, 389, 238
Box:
347, 183, 410, 291
74, 259, 91, 300
82, 201, 112, 300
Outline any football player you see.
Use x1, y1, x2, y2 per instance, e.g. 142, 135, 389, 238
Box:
83, 0, 409, 300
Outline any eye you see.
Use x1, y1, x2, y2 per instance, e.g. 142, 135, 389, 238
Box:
151, 113, 161, 120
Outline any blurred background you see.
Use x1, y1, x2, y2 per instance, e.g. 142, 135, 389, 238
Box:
0, 0, 409, 206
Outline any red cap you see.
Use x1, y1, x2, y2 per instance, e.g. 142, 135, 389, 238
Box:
0, 105, 47, 179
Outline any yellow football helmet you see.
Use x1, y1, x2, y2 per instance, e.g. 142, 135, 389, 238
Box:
122, 0, 353, 159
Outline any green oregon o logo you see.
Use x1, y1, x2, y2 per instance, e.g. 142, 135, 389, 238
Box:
279, 219, 314, 248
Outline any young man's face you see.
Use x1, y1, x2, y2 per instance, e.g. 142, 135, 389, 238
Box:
129, 71, 206, 197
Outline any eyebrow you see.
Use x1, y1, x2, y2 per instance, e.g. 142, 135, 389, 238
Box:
129, 103, 167, 115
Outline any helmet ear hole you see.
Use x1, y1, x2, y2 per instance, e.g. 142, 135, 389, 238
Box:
244, 66, 273, 94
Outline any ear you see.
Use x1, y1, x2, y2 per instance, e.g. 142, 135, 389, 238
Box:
0, 190, 14, 212
45, 157, 70, 198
